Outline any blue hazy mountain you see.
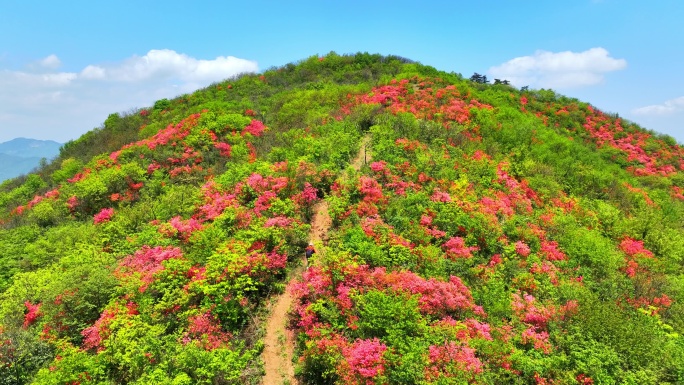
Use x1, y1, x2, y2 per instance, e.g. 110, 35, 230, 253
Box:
0, 138, 61, 182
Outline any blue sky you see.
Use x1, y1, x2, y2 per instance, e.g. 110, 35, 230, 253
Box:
1, 0, 682, 144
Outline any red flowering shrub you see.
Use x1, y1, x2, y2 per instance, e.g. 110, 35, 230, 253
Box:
430, 189, 451, 203
511, 292, 556, 353
242, 119, 266, 137
443, 237, 478, 259
81, 307, 117, 351
66, 196, 79, 212
521, 327, 551, 353
339, 338, 388, 384
93, 207, 114, 224
626, 293, 673, 314
425, 341, 483, 381
619, 237, 654, 259
512, 293, 554, 329
240, 249, 288, 273
515, 241, 531, 257
214, 142, 232, 157
540, 240, 566, 261
672, 186, 684, 200
300, 183, 318, 203
253, 191, 277, 216
23, 301, 42, 329
369, 161, 387, 173
116, 246, 183, 292
264, 216, 293, 228
618, 237, 655, 278
246, 142, 257, 162
12, 205, 25, 216
165, 216, 203, 241
182, 311, 232, 350
578, 108, 683, 177
358, 176, 384, 203
195, 180, 239, 221
44, 189, 60, 199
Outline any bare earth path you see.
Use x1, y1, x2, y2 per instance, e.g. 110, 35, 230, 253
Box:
260, 135, 369, 385
352, 135, 372, 171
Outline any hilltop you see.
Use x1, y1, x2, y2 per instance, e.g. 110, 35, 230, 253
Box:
0, 53, 683, 385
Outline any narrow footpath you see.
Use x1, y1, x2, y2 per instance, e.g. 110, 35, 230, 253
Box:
260, 135, 370, 385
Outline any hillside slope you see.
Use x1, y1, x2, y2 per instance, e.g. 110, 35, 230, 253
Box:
0, 53, 683, 385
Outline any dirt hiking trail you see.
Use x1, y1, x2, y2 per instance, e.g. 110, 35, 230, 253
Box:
260, 135, 370, 385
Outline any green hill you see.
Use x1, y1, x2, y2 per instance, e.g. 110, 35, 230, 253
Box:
0, 53, 683, 385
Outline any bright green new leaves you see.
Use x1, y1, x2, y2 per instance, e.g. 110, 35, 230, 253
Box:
0, 52, 683, 384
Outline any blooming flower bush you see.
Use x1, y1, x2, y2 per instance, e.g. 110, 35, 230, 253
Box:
1, 53, 682, 385
93, 207, 114, 224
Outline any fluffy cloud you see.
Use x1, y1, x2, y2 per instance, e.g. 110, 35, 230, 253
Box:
632, 96, 684, 116
38, 54, 62, 69
0, 50, 258, 143
488, 47, 626, 89
80, 65, 106, 80
99, 49, 258, 83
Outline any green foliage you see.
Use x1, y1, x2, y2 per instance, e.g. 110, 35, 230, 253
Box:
0, 52, 683, 385
0, 328, 54, 385
0, 174, 46, 215
102, 317, 167, 382
198, 111, 252, 136
354, 290, 426, 341
51, 158, 84, 185
557, 224, 623, 286
564, 294, 680, 382
32, 344, 106, 385
165, 343, 256, 385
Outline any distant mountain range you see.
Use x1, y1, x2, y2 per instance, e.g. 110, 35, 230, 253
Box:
0, 138, 61, 182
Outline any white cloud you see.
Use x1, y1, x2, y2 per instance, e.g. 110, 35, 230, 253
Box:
1, 70, 78, 87
101, 49, 258, 83
38, 54, 61, 69
632, 96, 684, 116
0, 50, 258, 143
488, 47, 626, 89
40, 72, 78, 86
80, 65, 106, 80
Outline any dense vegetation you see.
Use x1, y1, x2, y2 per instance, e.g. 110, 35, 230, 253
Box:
0, 52, 683, 384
